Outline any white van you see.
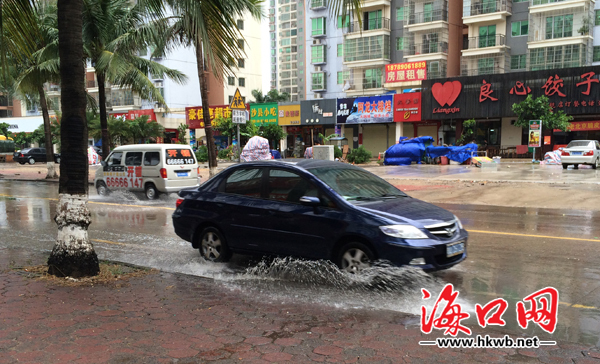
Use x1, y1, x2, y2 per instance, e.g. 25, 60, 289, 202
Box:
94, 144, 200, 199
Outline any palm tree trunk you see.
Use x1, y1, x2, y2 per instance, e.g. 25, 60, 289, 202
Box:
38, 85, 58, 179
194, 38, 217, 176
97, 71, 109, 158
48, 0, 99, 278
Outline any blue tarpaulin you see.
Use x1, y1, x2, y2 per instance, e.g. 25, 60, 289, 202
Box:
383, 138, 477, 166
270, 150, 281, 159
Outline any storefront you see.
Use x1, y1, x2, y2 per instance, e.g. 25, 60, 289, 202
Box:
185, 105, 231, 148
300, 99, 337, 155
421, 65, 600, 153
250, 102, 278, 127
277, 103, 301, 157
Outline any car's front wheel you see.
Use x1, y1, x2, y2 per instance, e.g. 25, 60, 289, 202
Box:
199, 227, 231, 262
19, 162, 25, 165
28, 157, 35, 165
562, 164, 568, 169
336, 242, 374, 273
96, 181, 109, 196
55, 157, 61, 164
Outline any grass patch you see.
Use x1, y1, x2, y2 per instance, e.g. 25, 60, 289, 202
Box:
14, 261, 157, 287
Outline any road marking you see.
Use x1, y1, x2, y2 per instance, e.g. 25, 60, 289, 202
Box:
92, 238, 126, 246
469, 229, 600, 243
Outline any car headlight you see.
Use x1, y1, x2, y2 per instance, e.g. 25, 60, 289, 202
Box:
454, 215, 464, 229
379, 225, 428, 239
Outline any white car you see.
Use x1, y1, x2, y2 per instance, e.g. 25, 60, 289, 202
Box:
561, 140, 600, 169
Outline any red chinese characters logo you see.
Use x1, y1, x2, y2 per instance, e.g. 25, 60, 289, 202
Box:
542, 75, 566, 97
476, 298, 508, 328
576, 72, 599, 96
516, 287, 559, 334
479, 80, 498, 102
509, 81, 531, 96
421, 284, 471, 336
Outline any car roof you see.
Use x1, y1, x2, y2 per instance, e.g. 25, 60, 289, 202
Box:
112, 144, 192, 152
235, 159, 362, 171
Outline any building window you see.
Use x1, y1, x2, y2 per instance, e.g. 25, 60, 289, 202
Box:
228, 76, 235, 86
239, 78, 245, 87
396, 37, 404, 51
477, 58, 495, 75
337, 44, 343, 57
423, 3, 433, 22
545, 15, 573, 39
363, 68, 383, 89
310, 0, 325, 8
139, 48, 147, 57
366, 10, 383, 30
343, 35, 390, 62
481, 0, 497, 14
237, 20, 244, 30
511, 21, 528, 36
311, 45, 326, 63
238, 39, 244, 50
511, 54, 526, 70
337, 71, 350, 84
513, 0, 527, 2
291, 29, 297, 36
479, 25, 496, 47
396, 7, 404, 22
529, 44, 583, 71
596, 10, 600, 26
337, 15, 349, 28
311, 72, 325, 90
594, 46, 600, 62
312, 17, 326, 36
238, 59, 245, 68
228, 96, 234, 104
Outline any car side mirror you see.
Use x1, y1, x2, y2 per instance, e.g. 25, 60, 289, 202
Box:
299, 196, 321, 206
100, 161, 107, 167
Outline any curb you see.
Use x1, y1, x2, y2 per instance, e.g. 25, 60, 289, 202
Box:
0, 177, 95, 185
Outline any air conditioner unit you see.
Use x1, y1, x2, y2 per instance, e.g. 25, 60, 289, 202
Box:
315, 66, 322, 72
313, 39, 321, 45
314, 93, 323, 99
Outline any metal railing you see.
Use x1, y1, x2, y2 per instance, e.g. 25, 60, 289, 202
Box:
363, 79, 383, 89
407, 10, 448, 25
466, 34, 506, 49
310, 0, 326, 9
467, 0, 511, 16
405, 41, 448, 55
461, 65, 504, 76
347, 18, 391, 33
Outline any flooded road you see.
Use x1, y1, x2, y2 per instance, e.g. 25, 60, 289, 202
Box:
1, 180, 599, 347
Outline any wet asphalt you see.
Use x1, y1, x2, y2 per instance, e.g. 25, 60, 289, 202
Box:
1, 180, 599, 348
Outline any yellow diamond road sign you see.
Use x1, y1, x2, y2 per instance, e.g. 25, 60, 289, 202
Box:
230, 88, 246, 110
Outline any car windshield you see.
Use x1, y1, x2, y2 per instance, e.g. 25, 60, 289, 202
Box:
567, 141, 593, 148
20, 148, 32, 153
309, 167, 407, 201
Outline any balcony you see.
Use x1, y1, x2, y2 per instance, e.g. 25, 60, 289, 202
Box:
465, 34, 507, 49
463, 0, 511, 23
461, 64, 505, 76
529, 0, 591, 14
311, 73, 326, 91
343, 35, 390, 67
347, 18, 391, 34
309, 0, 326, 9
406, 9, 448, 29
404, 41, 448, 56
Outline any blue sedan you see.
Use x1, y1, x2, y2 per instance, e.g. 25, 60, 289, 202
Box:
172, 160, 468, 272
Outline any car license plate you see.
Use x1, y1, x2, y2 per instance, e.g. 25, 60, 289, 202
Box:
571, 151, 581, 156
446, 242, 464, 257
176, 172, 189, 177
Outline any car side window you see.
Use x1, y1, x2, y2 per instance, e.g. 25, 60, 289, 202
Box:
107, 152, 123, 166
125, 152, 143, 166
224, 168, 263, 198
596, 141, 600, 150
267, 169, 335, 207
144, 152, 160, 166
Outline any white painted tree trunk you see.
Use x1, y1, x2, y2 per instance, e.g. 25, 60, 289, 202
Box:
47, 194, 99, 277
209, 166, 217, 177
46, 161, 58, 179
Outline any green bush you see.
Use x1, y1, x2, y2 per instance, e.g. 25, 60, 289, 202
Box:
195, 145, 208, 163
218, 146, 232, 160
334, 145, 342, 159
347, 146, 372, 164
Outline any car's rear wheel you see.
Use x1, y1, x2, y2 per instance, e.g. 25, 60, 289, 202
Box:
145, 183, 158, 200
574, 164, 579, 169
28, 157, 35, 165
592, 158, 599, 170
336, 242, 374, 274
19, 162, 25, 165
562, 164, 568, 169
55, 157, 61, 164
199, 227, 231, 262
96, 181, 109, 196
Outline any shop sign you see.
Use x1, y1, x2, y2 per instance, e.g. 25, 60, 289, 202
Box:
114, 109, 157, 122
286, 126, 301, 133
278, 104, 301, 126
385, 61, 427, 84
300, 99, 337, 125
422, 66, 600, 120
393, 93, 421, 122
250, 102, 278, 126
564, 121, 600, 132
336, 96, 393, 124
185, 105, 231, 129
528, 120, 542, 148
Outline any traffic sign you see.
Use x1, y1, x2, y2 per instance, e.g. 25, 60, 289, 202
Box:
230, 88, 246, 110
232, 110, 246, 124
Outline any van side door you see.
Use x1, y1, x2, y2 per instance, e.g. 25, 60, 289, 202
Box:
124, 151, 144, 191
103, 151, 125, 190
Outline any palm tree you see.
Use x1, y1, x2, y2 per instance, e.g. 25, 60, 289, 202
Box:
127, 115, 164, 143
251, 89, 290, 104
251, 89, 266, 103
46, 0, 100, 277
83, 0, 187, 157
3, 2, 61, 178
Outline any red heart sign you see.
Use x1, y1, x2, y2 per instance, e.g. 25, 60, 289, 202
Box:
432, 81, 462, 107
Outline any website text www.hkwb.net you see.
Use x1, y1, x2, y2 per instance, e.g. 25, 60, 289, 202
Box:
420, 335, 556, 349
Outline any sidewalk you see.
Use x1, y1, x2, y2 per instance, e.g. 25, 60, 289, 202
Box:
1, 247, 599, 364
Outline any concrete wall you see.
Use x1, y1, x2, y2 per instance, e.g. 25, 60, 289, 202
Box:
500, 118, 522, 147
505, 1, 530, 66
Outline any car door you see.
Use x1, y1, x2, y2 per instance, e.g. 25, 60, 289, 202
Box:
124, 151, 144, 191
37, 148, 47, 162
214, 167, 279, 253
102, 151, 125, 190
263, 168, 347, 259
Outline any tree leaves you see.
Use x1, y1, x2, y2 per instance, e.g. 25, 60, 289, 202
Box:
512, 95, 573, 131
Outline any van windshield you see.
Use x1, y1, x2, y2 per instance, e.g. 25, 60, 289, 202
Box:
165, 148, 196, 165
